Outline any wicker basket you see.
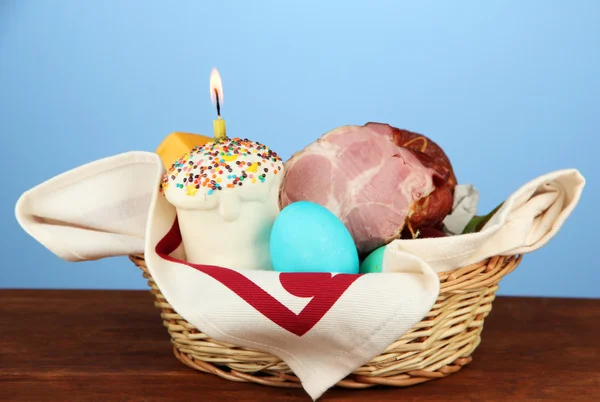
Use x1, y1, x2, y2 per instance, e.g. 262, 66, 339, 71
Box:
129, 253, 521, 389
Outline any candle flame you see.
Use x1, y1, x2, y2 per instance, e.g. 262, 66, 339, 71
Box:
210, 68, 223, 105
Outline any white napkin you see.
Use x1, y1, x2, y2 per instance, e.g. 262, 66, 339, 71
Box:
15, 152, 158, 261
385, 169, 585, 273
442, 184, 479, 235
14, 151, 585, 400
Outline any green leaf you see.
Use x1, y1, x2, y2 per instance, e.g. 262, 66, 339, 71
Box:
462, 202, 504, 234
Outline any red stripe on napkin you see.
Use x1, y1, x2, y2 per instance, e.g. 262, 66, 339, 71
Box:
155, 218, 362, 336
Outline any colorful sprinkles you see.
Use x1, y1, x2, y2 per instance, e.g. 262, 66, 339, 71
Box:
160, 137, 283, 196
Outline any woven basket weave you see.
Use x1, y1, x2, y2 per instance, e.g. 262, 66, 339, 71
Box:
129, 253, 521, 388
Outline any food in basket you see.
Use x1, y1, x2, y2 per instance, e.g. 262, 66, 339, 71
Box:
270, 201, 359, 273
160, 137, 284, 271
365, 122, 457, 235
359, 245, 386, 273
156, 132, 213, 169
279, 122, 457, 256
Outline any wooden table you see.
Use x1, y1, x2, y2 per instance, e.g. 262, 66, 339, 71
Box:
1, 290, 598, 401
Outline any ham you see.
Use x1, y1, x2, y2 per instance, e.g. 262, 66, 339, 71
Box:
365, 122, 457, 237
279, 123, 456, 255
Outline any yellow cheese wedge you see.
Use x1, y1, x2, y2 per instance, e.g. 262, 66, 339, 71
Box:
156, 132, 213, 169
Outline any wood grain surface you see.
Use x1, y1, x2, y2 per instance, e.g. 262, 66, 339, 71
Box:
1, 290, 598, 401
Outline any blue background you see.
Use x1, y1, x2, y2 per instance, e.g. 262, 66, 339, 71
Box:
1, 1, 597, 298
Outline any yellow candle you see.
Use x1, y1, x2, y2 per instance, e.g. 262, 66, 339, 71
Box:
210, 68, 228, 142
213, 116, 227, 141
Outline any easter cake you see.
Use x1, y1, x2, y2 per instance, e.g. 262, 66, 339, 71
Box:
160, 137, 284, 271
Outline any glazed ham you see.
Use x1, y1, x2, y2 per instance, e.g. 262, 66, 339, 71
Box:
279, 123, 456, 255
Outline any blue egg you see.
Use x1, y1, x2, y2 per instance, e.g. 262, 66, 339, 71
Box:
359, 246, 386, 273
270, 201, 359, 274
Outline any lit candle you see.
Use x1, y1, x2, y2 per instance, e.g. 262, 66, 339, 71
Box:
210, 68, 227, 141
